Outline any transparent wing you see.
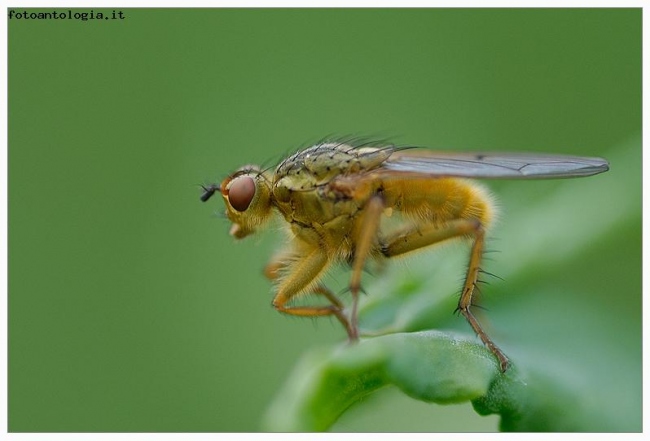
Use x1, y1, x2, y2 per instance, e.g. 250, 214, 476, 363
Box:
385, 150, 609, 179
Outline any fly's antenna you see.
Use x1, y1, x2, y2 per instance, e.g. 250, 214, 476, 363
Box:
200, 184, 220, 202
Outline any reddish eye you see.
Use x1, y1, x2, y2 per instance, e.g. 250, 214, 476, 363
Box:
228, 176, 256, 212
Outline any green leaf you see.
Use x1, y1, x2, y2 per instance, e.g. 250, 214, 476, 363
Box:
262, 331, 499, 432
263, 330, 633, 432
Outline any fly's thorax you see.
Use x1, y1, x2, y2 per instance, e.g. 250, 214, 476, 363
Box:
272, 177, 363, 229
285, 204, 360, 260
219, 166, 274, 239
271, 142, 393, 226
275, 143, 394, 188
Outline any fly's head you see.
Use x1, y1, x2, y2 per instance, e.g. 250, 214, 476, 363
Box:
202, 165, 273, 239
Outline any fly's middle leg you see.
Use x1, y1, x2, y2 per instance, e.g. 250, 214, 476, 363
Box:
382, 218, 509, 372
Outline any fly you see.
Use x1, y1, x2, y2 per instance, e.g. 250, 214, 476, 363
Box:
201, 140, 609, 372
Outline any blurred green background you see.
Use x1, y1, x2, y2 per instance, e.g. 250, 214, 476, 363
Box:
9, 8, 640, 432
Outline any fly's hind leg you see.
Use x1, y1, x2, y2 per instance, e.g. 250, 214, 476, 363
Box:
265, 248, 356, 340
382, 219, 510, 372
456, 223, 510, 372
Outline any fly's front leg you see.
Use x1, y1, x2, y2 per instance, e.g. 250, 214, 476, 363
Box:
349, 195, 386, 341
383, 219, 509, 372
267, 248, 355, 340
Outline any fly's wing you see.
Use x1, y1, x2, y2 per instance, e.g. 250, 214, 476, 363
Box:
384, 150, 609, 179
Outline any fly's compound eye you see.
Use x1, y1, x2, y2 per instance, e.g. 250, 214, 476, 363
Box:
227, 176, 256, 212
